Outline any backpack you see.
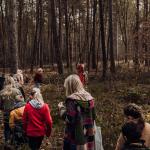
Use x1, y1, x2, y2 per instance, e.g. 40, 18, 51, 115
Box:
11, 120, 27, 146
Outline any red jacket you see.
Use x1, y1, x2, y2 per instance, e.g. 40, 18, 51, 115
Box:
23, 102, 52, 137
78, 73, 85, 85
77, 64, 86, 85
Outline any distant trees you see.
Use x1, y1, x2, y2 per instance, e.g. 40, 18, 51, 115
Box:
0, 0, 149, 75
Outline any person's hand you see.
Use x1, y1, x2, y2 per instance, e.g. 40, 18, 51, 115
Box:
58, 102, 64, 109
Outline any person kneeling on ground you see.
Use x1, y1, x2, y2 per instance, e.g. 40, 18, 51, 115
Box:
9, 95, 27, 147
23, 90, 52, 150
115, 103, 150, 150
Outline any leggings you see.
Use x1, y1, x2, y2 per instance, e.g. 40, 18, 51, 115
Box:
28, 136, 44, 150
63, 139, 77, 150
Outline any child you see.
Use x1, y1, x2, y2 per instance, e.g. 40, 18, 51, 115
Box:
121, 122, 149, 149
23, 90, 52, 150
76, 63, 88, 85
9, 95, 26, 147
116, 104, 150, 150
33, 68, 43, 88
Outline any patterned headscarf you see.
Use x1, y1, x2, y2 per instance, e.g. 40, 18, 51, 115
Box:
64, 74, 93, 101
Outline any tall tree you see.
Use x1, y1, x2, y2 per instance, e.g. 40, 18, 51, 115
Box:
82, 0, 90, 63
48, 0, 54, 66
50, 0, 63, 74
58, 0, 62, 61
0, 0, 6, 72
7, 0, 18, 73
39, 0, 43, 67
109, 0, 115, 74
18, 0, 24, 67
134, 0, 139, 70
116, 0, 129, 63
64, 0, 70, 68
143, 0, 148, 66
91, 0, 97, 69
30, 0, 40, 72
99, 0, 107, 78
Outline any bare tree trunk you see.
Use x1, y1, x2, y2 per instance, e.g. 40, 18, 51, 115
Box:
30, 0, 39, 72
7, 0, 18, 73
0, 0, 6, 73
113, 1, 118, 62
134, 0, 139, 71
117, 0, 129, 63
143, 0, 148, 66
39, 0, 43, 67
109, 0, 115, 74
47, 0, 54, 67
50, 0, 63, 74
99, 0, 107, 78
22, 11, 28, 69
82, 0, 90, 63
58, 0, 62, 63
64, 0, 70, 68
78, 8, 81, 63
18, 0, 24, 67
91, 0, 97, 69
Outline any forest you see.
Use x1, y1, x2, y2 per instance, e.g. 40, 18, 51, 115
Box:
0, 0, 150, 150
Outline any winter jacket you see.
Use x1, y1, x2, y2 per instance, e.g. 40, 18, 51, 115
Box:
59, 92, 95, 150
34, 73, 43, 84
116, 123, 150, 150
23, 100, 52, 137
9, 106, 25, 129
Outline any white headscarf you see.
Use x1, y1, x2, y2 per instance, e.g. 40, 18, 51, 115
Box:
32, 87, 44, 104
64, 74, 93, 101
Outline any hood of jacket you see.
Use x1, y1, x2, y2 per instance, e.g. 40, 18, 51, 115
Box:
14, 101, 26, 109
29, 99, 44, 109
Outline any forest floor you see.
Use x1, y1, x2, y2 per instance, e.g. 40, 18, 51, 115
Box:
0, 69, 150, 150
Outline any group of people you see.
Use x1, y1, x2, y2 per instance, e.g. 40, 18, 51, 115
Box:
0, 68, 52, 150
0, 65, 150, 150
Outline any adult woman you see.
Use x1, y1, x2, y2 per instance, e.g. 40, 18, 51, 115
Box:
115, 103, 150, 150
58, 74, 95, 150
23, 90, 52, 150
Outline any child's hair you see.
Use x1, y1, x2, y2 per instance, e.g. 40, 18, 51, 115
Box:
124, 103, 143, 119
122, 122, 142, 143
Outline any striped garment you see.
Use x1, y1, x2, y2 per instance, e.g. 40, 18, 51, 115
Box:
60, 98, 95, 150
